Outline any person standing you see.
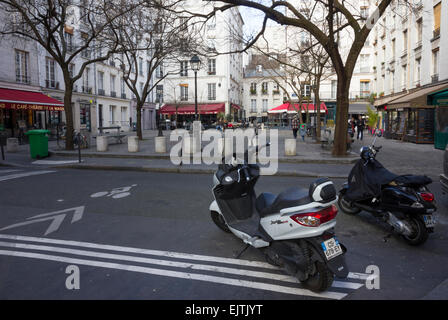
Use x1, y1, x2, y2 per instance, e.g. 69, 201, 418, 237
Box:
291, 115, 299, 139
357, 118, 365, 140
299, 123, 306, 142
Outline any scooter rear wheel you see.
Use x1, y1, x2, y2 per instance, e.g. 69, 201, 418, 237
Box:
210, 211, 231, 233
302, 261, 334, 292
402, 217, 428, 246
338, 194, 361, 215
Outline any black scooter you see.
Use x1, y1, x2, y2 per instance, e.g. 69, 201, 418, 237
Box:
338, 132, 436, 245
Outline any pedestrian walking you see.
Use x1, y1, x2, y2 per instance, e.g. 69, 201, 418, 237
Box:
299, 123, 306, 142
291, 115, 299, 139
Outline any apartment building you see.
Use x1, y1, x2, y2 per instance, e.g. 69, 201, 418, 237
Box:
0, 4, 156, 140
158, 2, 245, 124
373, 0, 448, 144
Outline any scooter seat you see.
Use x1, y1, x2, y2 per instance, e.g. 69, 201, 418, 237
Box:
392, 175, 432, 187
256, 187, 311, 217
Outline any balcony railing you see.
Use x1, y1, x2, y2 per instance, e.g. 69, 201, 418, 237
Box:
98, 89, 105, 96
82, 86, 92, 94
110, 91, 116, 98
121, 93, 127, 99
432, 74, 439, 83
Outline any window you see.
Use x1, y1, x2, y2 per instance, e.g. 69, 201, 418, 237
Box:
433, 3, 441, 36
360, 6, 369, 20
250, 99, 257, 113
109, 105, 116, 124
180, 85, 188, 101
432, 49, 439, 82
207, 16, 216, 30
359, 54, 370, 72
401, 64, 407, 89
416, 19, 423, 44
15, 50, 29, 84
139, 58, 143, 76
156, 63, 163, 78
156, 85, 163, 103
81, 33, 89, 58
262, 99, 268, 112
402, 30, 408, 55
331, 80, 337, 99
360, 80, 370, 98
69, 63, 75, 78
120, 78, 126, 98
261, 82, 268, 94
45, 57, 56, 88
180, 61, 188, 76
121, 107, 127, 123
83, 67, 90, 92
303, 84, 311, 97
250, 82, 257, 95
98, 71, 104, 94
415, 58, 421, 86
208, 58, 216, 75
207, 83, 216, 100
391, 39, 396, 58
64, 32, 73, 52
110, 75, 116, 96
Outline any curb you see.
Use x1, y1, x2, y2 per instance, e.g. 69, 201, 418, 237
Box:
54, 163, 348, 179
49, 150, 358, 165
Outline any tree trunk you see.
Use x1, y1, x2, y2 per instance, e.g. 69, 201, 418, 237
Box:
315, 88, 321, 141
136, 102, 143, 140
64, 86, 75, 150
332, 78, 350, 156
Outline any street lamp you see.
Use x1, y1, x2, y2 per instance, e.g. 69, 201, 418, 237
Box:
190, 55, 201, 121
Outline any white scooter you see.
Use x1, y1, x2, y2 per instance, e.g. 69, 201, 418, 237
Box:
209, 144, 348, 292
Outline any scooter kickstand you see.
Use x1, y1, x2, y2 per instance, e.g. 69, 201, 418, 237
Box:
234, 244, 250, 259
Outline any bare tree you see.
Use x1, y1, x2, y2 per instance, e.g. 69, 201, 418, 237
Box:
113, 1, 201, 140
204, 0, 398, 156
0, 0, 142, 149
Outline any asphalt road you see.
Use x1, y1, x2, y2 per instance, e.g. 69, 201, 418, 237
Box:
0, 167, 447, 301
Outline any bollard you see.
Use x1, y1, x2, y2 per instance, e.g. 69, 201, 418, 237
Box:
284, 138, 297, 156
128, 136, 139, 153
6, 138, 19, 153
96, 135, 108, 152
154, 136, 166, 153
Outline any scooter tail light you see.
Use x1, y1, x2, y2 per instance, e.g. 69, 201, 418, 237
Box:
290, 205, 338, 227
419, 192, 434, 202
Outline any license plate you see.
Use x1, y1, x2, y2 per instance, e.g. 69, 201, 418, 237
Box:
423, 215, 436, 228
321, 237, 343, 260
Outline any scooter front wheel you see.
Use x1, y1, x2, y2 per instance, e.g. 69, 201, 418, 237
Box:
302, 261, 334, 292
210, 211, 231, 233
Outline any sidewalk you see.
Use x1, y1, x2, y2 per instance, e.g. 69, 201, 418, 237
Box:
1, 129, 444, 179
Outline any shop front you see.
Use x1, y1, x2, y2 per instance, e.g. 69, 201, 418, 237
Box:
158, 103, 225, 127
428, 88, 448, 150
0, 88, 64, 138
267, 102, 328, 127
380, 83, 448, 144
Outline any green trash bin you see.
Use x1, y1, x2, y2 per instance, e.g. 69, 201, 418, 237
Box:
25, 129, 50, 159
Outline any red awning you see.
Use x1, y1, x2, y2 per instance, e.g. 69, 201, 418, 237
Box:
0, 88, 64, 111
268, 102, 327, 114
230, 103, 241, 110
159, 103, 225, 115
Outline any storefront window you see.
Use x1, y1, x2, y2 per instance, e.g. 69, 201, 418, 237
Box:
406, 110, 416, 135
80, 104, 91, 131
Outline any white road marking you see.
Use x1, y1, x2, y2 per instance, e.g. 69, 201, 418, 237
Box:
0, 234, 278, 269
0, 169, 21, 174
0, 207, 85, 236
0, 249, 347, 300
32, 160, 79, 165
0, 234, 369, 299
0, 170, 56, 182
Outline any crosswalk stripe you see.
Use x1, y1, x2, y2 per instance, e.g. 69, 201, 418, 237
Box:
0, 249, 347, 300
0, 170, 56, 182
0, 234, 368, 299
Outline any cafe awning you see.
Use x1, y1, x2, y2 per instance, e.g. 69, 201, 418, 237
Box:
158, 103, 225, 115
268, 102, 327, 114
386, 83, 448, 109
0, 88, 64, 111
